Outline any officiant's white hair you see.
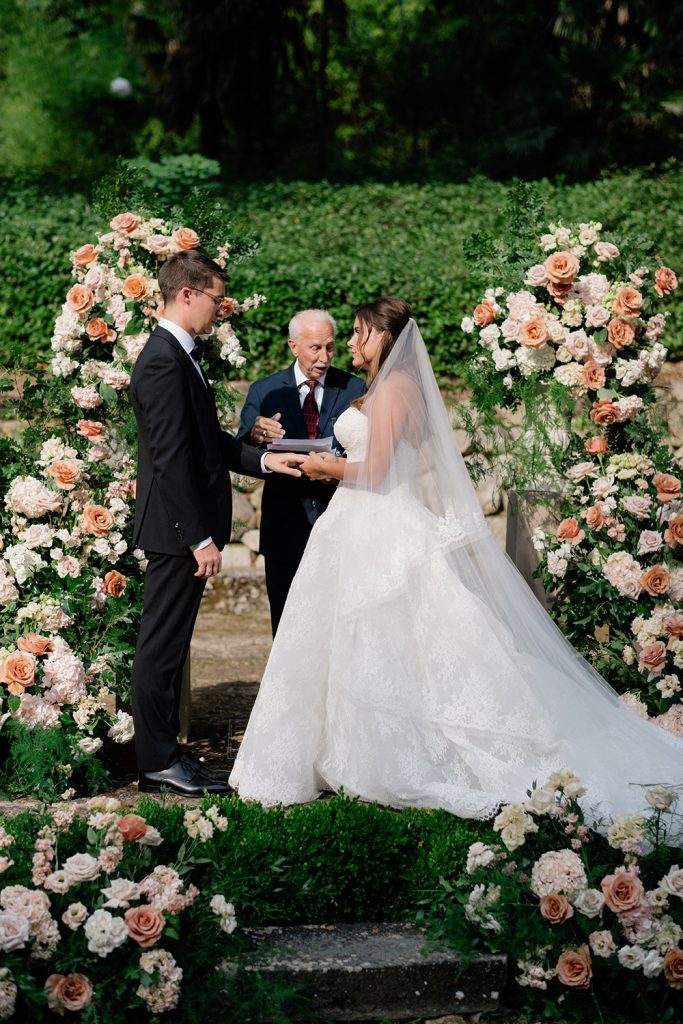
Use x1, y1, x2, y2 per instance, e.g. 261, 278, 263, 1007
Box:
288, 309, 337, 342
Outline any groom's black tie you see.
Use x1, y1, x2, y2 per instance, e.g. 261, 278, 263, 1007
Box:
191, 340, 204, 362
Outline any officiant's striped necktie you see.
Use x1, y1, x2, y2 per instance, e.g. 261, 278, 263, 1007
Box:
302, 379, 320, 439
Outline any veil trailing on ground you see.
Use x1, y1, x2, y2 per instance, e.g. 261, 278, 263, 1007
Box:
337, 318, 682, 819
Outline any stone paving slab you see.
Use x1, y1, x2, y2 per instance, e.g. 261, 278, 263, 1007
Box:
245, 922, 506, 1021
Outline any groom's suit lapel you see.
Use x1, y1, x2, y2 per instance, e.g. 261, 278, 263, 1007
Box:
154, 325, 216, 411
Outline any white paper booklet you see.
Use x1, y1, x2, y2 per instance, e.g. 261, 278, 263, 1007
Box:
266, 435, 335, 454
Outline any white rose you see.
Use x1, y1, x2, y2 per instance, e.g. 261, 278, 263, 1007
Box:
524, 788, 556, 815
573, 888, 605, 919
101, 878, 142, 909
63, 852, 100, 885
525, 264, 548, 286
0, 912, 30, 952
642, 950, 664, 978
659, 865, 683, 898
78, 737, 103, 755
460, 317, 475, 333
499, 823, 526, 851
645, 787, 677, 812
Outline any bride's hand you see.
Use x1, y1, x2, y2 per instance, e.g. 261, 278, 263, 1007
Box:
300, 452, 345, 480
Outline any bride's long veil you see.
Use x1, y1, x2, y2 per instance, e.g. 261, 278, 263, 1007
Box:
339, 319, 682, 821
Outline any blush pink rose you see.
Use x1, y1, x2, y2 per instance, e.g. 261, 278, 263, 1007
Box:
110, 212, 141, 234
600, 869, 644, 913
638, 641, 667, 676
594, 242, 619, 262
76, 420, 106, 441
582, 360, 606, 390
663, 613, 683, 637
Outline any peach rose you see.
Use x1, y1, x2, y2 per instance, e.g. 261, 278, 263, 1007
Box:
584, 504, 607, 529
558, 517, 585, 544
85, 318, 116, 343
45, 973, 94, 1014
607, 318, 636, 350
582, 360, 606, 390
0, 651, 36, 695
639, 641, 667, 675
590, 399, 619, 425
73, 244, 98, 268
664, 947, 683, 989
76, 420, 106, 440
118, 814, 148, 841
540, 894, 574, 925
655, 267, 678, 298
80, 504, 114, 537
473, 300, 496, 328
544, 251, 580, 284
172, 227, 201, 251
584, 436, 608, 456
218, 298, 237, 319
612, 286, 643, 318
641, 565, 670, 596
556, 945, 592, 988
66, 285, 95, 316
17, 633, 52, 656
103, 570, 127, 597
664, 613, 683, 637
664, 516, 683, 547
122, 275, 148, 302
519, 317, 550, 349
653, 472, 682, 504
111, 212, 141, 234
547, 280, 573, 302
124, 904, 166, 947
600, 869, 644, 913
46, 460, 82, 491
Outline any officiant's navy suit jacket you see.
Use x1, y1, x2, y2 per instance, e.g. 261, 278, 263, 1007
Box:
237, 362, 364, 563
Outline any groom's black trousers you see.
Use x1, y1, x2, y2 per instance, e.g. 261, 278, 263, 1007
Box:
131, 551, 205, 772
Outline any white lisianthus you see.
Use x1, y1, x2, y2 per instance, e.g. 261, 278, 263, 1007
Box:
108, 710, 135, 744
524, 788, 556, 816
61, 902, 88, 931
659, 865, 683, 898
460, 316, 475, 333
210, 894, 237, 934
617, 945, 645, 970
589, 930, 617, 957
573, 888, 605, 919
642, 950, 664, 978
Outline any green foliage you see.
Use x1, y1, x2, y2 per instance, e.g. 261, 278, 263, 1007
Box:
126, 154, 223, 205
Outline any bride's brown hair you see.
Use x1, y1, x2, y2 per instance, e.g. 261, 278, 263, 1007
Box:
352, 296, 413, 408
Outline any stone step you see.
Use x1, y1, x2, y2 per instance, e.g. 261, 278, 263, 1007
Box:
244, 922, 506, 1021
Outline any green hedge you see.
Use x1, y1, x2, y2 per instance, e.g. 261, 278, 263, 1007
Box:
2, 164, 683, 376
3, 794, 490, 926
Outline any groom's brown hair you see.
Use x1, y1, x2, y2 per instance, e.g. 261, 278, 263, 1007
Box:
158, 250, 226, 305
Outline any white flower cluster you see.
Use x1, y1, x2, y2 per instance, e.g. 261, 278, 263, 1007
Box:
183, 805, 228, 843
465, 883, 502, 932
492, 802, 538, 851
210, 893, 237, 934
137, 949, 183, 1013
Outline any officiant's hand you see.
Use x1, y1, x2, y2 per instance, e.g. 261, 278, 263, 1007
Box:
251, 412, 285, 444
263, 452, 306, 477
300, 451, 345, 481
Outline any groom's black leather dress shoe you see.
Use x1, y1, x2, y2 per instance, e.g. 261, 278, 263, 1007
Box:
138, 759, 232, 796
179, 751, 231, 782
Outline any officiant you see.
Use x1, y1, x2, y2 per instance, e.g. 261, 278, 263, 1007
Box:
237, 309, 365, 634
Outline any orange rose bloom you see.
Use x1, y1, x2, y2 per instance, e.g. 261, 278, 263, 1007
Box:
86, 318, 116, 343
473, 300, 496, 328
111, 212, 141, 234
600, 869, 644, 913
653, 472, 682, 504
664, 613, 683, 636
655, 267, 678, 298
17, 633, 52, 656
73, 244, 98, 268
540, 894, 574, 925
172, 227, 201, 251
218, 298, 237, 319
124, 904, 166, 947
664, 947, 683, 989
558, 517, 585, 544
118, 814, 148, 841
544, 251, 580, 284
664, 516, 683, 548
590, 399, 619, 425
584, 504, 607, 529
607, 318, 636, 350
556, 945, 592, 988
584, 436, 608, 456
547, 280, 573, 302
122, 275, 148, 302
641, 565, 671, 596
519, 317, 549, 349
76, 420, 106, 440
1, 651, 36, 695
582, 360, 606, 390
612, 286, 643, 318
47, 460, 82, 491
80, 503, 115, 537
103, 570, 127, 597
45, 973, 94, 1014
66, 285, 95, 315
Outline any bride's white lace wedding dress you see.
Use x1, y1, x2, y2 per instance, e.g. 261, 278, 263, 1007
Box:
230, 323, 683, 824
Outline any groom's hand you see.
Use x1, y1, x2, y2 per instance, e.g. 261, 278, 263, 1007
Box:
193, 542, 222, 578
251, 412, 285, 444
263, 452, 306, 477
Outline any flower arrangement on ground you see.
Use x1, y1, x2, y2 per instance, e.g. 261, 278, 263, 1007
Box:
0, 171, 264, 797
425, 769, 683, 1023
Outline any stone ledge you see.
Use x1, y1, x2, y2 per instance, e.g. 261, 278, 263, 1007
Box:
244, 922, 506, 1021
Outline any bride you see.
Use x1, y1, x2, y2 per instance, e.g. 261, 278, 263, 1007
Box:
229, 296, 683, 824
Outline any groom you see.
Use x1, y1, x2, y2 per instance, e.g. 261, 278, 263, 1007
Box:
130, 250, 303, 797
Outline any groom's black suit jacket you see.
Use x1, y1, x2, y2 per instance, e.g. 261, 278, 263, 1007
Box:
131, 324, 262, 555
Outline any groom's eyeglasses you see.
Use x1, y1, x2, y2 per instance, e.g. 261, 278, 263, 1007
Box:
191, 288, 225, 308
